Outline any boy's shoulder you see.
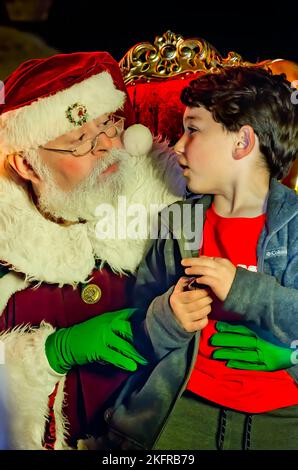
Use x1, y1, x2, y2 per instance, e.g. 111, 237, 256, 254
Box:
267, 180, 298, 230
270, 180, 298, 211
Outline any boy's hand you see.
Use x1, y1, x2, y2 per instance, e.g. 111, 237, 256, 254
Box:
181, 256, 236, 301
169, 277, 213, 333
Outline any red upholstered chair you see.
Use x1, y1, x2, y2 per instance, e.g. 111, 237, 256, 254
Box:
119, 31, 298, 193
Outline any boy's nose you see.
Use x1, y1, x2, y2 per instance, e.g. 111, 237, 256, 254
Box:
174, 135, 186, 155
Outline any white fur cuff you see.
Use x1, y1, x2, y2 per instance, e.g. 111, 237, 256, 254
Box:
0, 322, 68, 449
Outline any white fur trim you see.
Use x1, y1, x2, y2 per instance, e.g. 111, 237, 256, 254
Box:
0, 272, 28, 315
89, 141, 186, 274
0, 322, 68, 449
53, 376, 72, 450
0, 142, 185, 284
0, 72, 125, 153
0, 177, 95, 286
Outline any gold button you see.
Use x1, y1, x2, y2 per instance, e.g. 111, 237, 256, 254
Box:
81, 284, 102, 304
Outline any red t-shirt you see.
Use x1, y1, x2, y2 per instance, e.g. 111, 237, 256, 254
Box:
186, 203, 298, 413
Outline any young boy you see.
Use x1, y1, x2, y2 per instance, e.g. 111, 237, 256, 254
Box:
102, 66, 298, 450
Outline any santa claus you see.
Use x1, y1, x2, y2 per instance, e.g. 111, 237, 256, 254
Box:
0, 51, 185, 449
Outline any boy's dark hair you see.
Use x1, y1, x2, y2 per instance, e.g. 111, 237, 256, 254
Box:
181, 66, 298, 179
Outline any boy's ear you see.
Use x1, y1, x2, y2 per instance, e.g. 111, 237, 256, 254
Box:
232, 126, 255, 160
7, 153, 41, 184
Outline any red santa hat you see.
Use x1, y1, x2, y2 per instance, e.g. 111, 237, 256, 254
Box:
0, 51, 137, 154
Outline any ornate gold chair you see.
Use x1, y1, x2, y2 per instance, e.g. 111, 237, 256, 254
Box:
119, 31, 298, 192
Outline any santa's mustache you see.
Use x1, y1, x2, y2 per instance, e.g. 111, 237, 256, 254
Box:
86, 149, 125, 185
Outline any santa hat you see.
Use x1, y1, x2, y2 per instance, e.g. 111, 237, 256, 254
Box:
0, 51, 145, 155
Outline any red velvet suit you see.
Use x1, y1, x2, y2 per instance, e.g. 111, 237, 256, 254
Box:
0, 267, 135, 447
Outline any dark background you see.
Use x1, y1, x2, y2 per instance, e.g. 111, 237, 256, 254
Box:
0, 0, 297, 64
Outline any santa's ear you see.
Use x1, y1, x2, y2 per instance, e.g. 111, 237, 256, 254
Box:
232, 126, 255, 160
7, 153, 41, 184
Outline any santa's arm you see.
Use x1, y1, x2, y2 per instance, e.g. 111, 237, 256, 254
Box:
1, 277, 147, 449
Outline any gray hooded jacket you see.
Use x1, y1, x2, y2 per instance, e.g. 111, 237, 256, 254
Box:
103, 179, 298, 450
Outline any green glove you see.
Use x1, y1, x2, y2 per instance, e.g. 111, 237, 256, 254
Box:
45, 308, 148, 374
210, 322, 296, 371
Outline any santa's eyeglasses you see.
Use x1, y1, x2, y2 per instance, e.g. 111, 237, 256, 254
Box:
40, 115, 125, 157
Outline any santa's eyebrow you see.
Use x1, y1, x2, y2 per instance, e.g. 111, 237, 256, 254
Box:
68, 115, 110, 143
67, 132, 86, 144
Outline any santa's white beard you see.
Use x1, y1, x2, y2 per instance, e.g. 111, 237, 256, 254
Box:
27, 148, 133, 222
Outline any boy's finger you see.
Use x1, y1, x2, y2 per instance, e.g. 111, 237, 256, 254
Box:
181, 257, 218, 268
188, 317, 209, 332
186, 296, 213, 313
179, 289, 211, 303
184, 266, 216, 277
173, 277, 191, 293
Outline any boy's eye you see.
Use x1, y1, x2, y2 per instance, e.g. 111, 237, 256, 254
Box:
186, 127, 199, 134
